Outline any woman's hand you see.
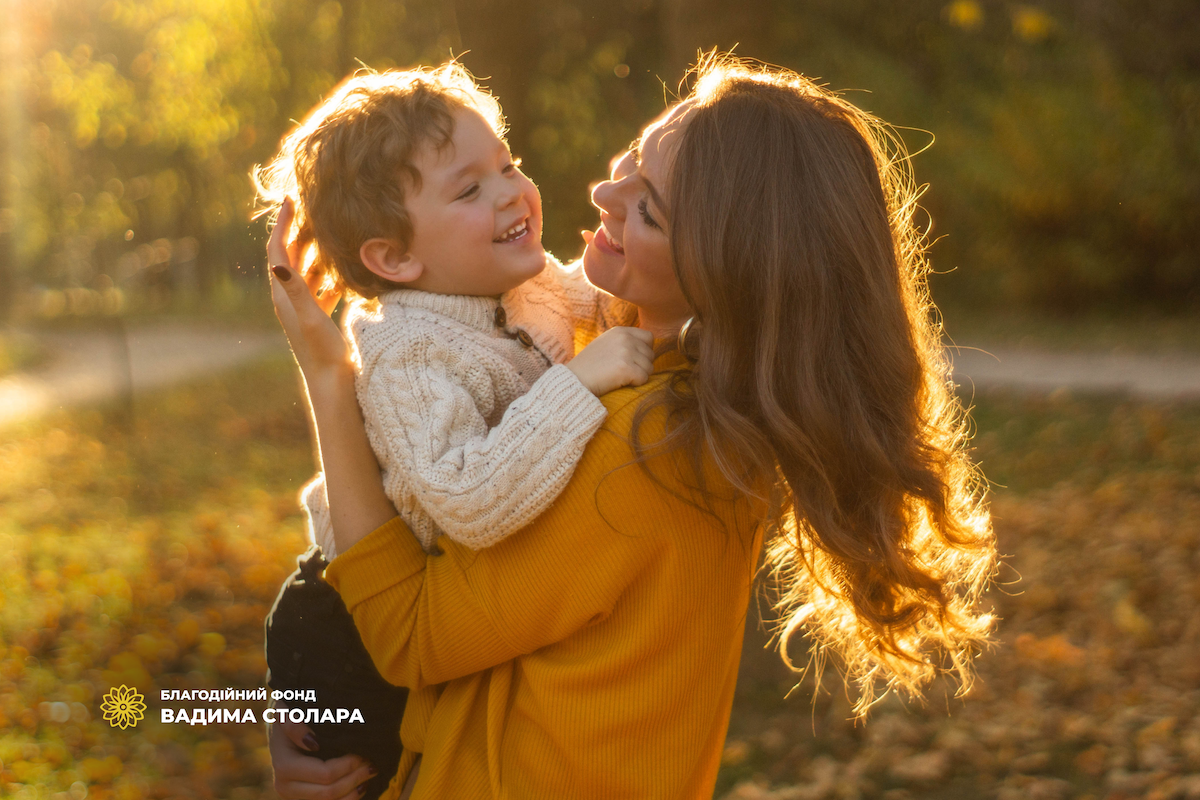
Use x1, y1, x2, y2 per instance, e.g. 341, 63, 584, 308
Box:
266, 197, 399, 554
268, 708, 377, 799
268, 197, 351, 378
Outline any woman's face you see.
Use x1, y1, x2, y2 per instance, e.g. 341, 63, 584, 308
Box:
582, 101, 693, 332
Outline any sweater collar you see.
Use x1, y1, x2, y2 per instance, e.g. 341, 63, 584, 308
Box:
373, 288, 500, 333
369, 254, 574, 365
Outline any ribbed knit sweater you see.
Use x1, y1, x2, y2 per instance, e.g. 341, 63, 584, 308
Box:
303, 255, 637, 556
326, 354, 767, 799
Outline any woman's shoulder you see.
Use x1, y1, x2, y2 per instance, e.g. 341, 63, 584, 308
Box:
590, 362, 767, 521
597, 369, 677, 430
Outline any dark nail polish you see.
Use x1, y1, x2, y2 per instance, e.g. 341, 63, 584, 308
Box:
272, 265, 292, 282
368, 765, 378, 777
302, 733, 319, 751
358, 784, 368, 797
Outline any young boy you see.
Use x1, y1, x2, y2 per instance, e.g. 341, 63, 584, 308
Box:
255, 64, 652, 798
259, 63, 651, 559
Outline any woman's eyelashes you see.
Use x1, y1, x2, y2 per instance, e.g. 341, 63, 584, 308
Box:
637, 198, 661, 229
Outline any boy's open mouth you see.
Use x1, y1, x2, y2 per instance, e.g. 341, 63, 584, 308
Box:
494, 220, 530, 244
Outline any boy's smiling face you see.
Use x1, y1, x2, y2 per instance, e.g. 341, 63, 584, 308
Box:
373, 107, 545, 297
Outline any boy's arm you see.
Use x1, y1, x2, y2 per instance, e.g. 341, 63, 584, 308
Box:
363, 331, 609, 549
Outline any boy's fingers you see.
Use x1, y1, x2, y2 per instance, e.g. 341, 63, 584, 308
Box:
630, 327, 655, 344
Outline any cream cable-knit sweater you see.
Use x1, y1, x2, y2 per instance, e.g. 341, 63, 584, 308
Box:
302, 254, 637, 557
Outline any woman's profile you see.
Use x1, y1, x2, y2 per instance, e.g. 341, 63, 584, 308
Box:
265, 54, 997, 800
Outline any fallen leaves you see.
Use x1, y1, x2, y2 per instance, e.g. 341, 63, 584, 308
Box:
1, 357, 312, 798
6, 361, 1200, 798
720, 392, 1200, 799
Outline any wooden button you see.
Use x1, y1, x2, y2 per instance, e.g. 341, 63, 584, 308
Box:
516, 329, 533, 347
493, 306, 507, 328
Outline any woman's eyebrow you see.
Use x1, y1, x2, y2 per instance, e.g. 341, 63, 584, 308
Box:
640, 173, 668, 217
631, 133, 669, 215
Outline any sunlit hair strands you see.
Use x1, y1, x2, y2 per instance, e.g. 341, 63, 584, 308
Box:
253, 63, 504, 298
636, 55, 997, 715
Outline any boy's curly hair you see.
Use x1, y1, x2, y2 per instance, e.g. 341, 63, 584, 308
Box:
254, 64, 504, 298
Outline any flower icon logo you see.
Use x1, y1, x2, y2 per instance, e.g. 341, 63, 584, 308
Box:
100, 685, 146, 729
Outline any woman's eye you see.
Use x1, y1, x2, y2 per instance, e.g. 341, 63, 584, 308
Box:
638, 198, 661, 230
456, 183, 480, 201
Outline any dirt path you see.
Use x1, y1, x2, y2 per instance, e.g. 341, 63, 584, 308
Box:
3, 325, 1198, 430
0, 322, 288, 429
947, 346, 1200, 400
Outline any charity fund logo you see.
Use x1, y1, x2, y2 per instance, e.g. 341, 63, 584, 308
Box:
100, 685, 146, 729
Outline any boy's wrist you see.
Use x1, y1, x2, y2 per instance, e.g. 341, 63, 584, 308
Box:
564, 361, 599, 395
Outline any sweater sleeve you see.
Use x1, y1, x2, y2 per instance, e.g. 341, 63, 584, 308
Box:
299, 473, 338, 559
325, 392, 667, 689
362, 330, 609, 549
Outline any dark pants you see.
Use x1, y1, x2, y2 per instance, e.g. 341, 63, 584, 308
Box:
265, 546, 408, 800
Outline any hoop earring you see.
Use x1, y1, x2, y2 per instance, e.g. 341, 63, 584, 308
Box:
677, 316, 698, 360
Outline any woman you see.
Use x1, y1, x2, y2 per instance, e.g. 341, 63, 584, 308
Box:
266, 55, 995, 799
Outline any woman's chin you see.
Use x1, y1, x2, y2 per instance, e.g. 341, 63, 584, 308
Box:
581, 242, 623, 296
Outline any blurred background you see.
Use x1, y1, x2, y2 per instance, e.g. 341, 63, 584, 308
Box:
1, 0, 1198, 323
2, 1, 1199, 799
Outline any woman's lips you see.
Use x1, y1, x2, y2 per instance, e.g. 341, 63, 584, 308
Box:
593, 225, 624, 256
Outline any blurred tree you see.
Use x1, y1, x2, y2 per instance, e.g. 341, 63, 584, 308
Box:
452, 0, 670, 260
0, 0, 1196, 322
7, 0, 283, 311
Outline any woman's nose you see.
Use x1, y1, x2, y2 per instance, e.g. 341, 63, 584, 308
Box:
590, 178, 619, 217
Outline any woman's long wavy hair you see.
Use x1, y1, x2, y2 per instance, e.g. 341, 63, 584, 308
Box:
639, 56, 996, 715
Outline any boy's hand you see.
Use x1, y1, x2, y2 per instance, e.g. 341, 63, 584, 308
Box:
566, 326, 655, 396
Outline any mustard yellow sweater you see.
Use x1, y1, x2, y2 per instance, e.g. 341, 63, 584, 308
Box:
326, 362, 766, 799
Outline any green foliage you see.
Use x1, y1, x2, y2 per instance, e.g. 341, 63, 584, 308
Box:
0, 0, 1197, 321
753, 0, 1200, 311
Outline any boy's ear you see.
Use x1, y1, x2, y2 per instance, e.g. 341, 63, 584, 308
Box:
360, 238, 423, 284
